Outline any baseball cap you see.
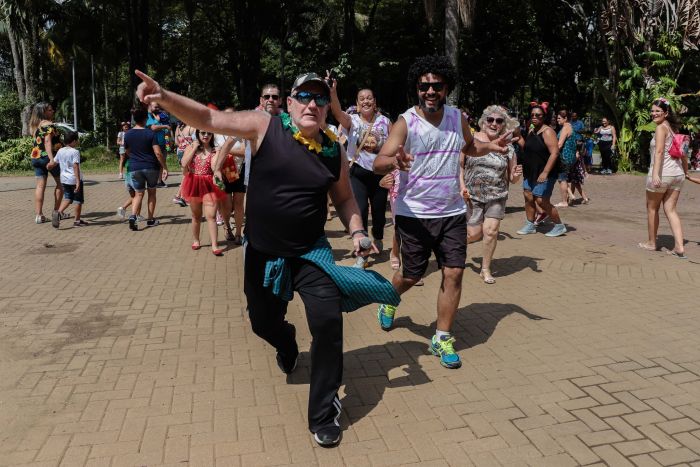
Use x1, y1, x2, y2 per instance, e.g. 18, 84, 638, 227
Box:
292, 72, 330, 94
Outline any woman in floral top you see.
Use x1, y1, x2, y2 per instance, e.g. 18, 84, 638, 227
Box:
29, 102, 64, 224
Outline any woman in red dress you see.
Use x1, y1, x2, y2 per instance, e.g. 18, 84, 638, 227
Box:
180, 130, 226, 255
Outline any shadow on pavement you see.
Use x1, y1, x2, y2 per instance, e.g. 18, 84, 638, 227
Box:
288, 340, 432, 428
394, 303, 550, 351
467, 255, 543, 277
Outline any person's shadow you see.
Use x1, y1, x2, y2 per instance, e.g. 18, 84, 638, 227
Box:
287, 340, 432, 428
394, 303, 549, 351
466, 255, 543, 277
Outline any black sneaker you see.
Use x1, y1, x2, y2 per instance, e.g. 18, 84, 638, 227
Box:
128, 215, 138, 231
275, 324, 298, 374
156, 181, 167, 188
313, 426, 341, 447
146, 219, 159, 227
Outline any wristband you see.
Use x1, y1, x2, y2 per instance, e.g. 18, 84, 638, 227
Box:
350, 229, 368, 238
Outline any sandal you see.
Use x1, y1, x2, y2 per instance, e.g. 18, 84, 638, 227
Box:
191, 242, 201, 250
224, 227, 235, 242
480, 269, 496, 284
667, 250, 688, 259
212, 248, 224, 256
390, 254, 401, 270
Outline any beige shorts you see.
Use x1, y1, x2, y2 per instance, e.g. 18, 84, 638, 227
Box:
467, 198, 506, 226
646, 175, 684, 193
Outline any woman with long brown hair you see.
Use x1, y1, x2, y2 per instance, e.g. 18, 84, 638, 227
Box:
639, 98, 688, 258
29, 102, 64, 224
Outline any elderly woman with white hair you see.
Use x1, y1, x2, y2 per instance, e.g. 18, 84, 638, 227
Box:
459, 105, 522, 284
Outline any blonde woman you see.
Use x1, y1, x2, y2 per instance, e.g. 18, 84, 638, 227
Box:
29, 102, 64, 224
460, 106, 522, 283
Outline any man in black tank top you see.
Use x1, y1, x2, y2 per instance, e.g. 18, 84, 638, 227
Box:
135, 70, 396, 447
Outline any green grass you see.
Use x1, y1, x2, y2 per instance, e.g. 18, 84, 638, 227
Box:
0, 153, 181, 177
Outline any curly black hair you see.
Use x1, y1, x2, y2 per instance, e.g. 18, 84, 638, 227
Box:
406, 55, 458, 93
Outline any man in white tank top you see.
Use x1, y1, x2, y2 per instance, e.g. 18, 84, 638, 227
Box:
373, 56, 511, 369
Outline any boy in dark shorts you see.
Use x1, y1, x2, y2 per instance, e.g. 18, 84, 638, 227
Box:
52, 131, 87, 228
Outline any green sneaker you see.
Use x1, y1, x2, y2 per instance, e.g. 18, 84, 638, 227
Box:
377, 304, 396, 331
430, 335, 462, 369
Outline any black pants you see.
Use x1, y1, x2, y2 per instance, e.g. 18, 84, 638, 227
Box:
350, 164, 388, 239
244, 244, 343, 433
599, 141, 613, 171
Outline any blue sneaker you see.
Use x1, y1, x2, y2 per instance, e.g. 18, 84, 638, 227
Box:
545, 223, 567, 237
430, 335, 462, 369
517, 220, 536, 235
377, 304, 396, 331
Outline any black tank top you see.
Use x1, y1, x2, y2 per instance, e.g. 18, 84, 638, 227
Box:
246, 117, 341, 256
523, 129, 557, 184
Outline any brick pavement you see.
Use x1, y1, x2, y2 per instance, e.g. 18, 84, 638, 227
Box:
0, 171, 699, 466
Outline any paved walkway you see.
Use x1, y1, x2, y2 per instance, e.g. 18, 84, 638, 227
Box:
0, 171, 699, 467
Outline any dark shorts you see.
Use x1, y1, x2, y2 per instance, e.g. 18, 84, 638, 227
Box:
31, 156, 60, 178
523, 177, 556, 198
395, 214, 467, 280
62, 183, 84, 204
224, 177, 246, 194
124, 172, 135, 194
129, 168, 159, 192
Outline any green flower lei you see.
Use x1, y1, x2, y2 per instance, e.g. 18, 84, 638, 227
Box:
280, 112, 339, 158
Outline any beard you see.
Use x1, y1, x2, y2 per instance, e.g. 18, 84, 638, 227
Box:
418, 96, 446, 114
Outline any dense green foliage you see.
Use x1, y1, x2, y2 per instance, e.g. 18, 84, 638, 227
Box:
0, 136, 32, 171
1, 0, 698, 170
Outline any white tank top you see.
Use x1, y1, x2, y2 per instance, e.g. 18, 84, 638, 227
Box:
395, 105, 467, 218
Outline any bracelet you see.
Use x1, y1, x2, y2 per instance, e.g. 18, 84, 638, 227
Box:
350, 229, 368, 238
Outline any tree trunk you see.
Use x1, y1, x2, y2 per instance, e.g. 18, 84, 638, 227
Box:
128, 0, 149, 91
6, 26, 25, 101
343, 0, 355, 55
445, 0, 460, 105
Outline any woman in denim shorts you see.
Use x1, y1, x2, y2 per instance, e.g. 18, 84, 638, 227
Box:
639, 98, 688, 259
29, 102, 64, 224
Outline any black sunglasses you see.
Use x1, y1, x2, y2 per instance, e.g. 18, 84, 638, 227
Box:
418, 82, 446, 92
486, 117, 505, 124
199, 131, 212, 136
292, 91, 330, 106
262, 94, 279, 100
530, 113, 543, 118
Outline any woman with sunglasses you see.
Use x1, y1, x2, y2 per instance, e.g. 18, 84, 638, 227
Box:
328, 75, 392, 267
639, 98, 688, 258
516, 105, 567, 237
180, 129, 226, 255
460, 106, 522, 284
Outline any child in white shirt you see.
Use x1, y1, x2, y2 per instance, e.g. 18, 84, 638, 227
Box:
52, 131, 87, 228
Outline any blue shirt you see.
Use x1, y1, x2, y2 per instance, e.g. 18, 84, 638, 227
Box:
571, 120, 584, 141
124, 128, 160, 171
146, 112, 168, 146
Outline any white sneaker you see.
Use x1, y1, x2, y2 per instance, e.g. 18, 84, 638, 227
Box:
117, 207, 126, 219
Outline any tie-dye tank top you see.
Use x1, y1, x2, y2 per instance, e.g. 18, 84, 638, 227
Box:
394, 105, 467, 218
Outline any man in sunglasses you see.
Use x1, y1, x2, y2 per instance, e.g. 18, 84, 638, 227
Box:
134, 70, 398, 447
373, 56, 510, 370
256, 83, 283, 115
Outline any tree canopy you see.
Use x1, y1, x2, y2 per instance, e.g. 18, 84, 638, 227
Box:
1, 0, 699, 168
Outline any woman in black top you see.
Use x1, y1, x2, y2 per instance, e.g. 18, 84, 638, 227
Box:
515, 105, 567, 237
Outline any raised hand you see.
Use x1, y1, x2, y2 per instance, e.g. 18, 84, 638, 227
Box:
395, 145, 414, 171
325, 70, 338, 95
135, 70, 163, 104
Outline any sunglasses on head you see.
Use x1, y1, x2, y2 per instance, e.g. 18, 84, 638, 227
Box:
262, 94, 279, 100
417, 82, 446, 92
292, 91, 330, 106
486, 117, 505, 124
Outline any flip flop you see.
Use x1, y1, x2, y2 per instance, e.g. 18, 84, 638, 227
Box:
554, 202, 569, 207
667, 250, 688, 259
480, 270, 496, 284
637, 242, 656, 251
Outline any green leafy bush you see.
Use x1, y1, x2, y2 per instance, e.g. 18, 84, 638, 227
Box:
81, 145, 115, 164
78, 131, 101, 149
0, 137, 33, 171
0, 88, 23, 140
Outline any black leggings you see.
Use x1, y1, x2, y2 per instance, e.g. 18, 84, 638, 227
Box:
599, 141, 613, 171
350, 164, 388, 239
244, 244, 343, 433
